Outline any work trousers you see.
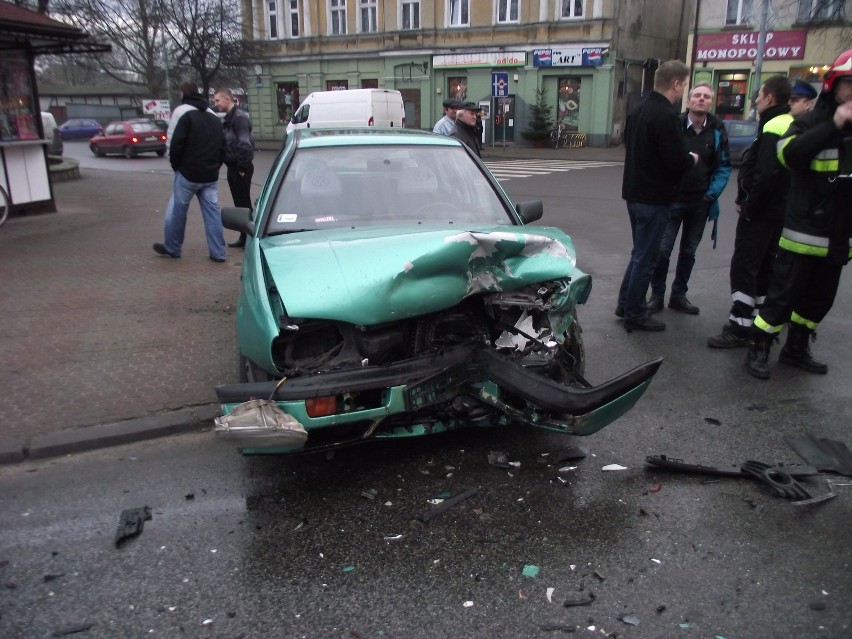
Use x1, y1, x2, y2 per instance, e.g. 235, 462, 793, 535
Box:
724, 213, 783, 335
754, 248, 843, 333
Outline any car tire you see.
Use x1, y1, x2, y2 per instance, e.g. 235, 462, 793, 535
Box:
156, 149, 166, 157
91, 145, 104, 157
123, 146, 135, 159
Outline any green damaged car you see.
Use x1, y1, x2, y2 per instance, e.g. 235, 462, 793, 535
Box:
214, 129, 661, 454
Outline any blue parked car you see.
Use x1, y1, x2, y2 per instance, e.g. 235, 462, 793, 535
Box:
58, 118, 104, 140
723, 119, 758, 168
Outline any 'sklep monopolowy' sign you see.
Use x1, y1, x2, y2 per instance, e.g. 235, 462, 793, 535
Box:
695, 30, 806, 62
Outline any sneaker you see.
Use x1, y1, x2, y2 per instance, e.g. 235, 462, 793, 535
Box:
646, 295, 664, 314
669, 296, 699, 314
153, 242, 180, 258
624, 315, 666, 332
707, 325, 749, 349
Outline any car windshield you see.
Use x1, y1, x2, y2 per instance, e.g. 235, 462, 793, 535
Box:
265, 144, 514, 234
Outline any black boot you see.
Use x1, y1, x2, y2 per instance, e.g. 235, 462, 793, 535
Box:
779, 325, 828, 374
745, 331, 774, 380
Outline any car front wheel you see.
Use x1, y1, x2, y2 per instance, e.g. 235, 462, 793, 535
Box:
90, 145, 104, 157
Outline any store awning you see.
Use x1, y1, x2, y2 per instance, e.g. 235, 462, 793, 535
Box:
0, 1, 110, 55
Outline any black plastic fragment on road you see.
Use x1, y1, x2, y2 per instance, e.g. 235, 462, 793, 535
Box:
645, 455, 817, 478
704, 417, 721, 425
785, 433, 852, 476
418, 488, 478, 522
540, 622, 577, 632
114, 506, 152, 547
563, 592, 595, 607
809, 601, 827, 611
52, 622, 93, 636
43, 573, 65, 582
740, 461, 812, 500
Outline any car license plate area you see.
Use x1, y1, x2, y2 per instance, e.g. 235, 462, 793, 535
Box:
145, 136, 156, 141
406, 361, 476, 411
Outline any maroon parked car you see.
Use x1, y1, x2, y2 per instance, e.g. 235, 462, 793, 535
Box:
89, 120, 167, 158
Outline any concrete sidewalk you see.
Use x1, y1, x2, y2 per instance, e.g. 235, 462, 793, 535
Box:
0, 143, 624, 464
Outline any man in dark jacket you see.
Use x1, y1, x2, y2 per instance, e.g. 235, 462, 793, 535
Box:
746, 50, 852, 379
450, 102, 482, 157
707, 75, 792, 348
649, 82, 731, 315
214, 88, 255, 248
618, 60, 698, 332
153, 83, 227, 262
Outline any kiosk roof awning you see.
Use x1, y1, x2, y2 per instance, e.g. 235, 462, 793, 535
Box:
0, 1, 110, 55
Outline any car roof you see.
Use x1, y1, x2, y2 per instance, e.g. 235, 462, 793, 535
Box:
292, 128, 464, 150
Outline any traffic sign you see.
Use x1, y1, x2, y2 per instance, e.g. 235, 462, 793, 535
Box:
491, 72, 509, 98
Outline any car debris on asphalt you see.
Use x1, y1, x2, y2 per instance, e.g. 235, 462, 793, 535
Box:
114, 506, 152, 547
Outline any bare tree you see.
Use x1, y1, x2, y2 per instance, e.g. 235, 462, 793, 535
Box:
49, 0, 176, 98
161, 0, 243, 98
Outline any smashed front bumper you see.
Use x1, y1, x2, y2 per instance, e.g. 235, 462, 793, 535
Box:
214, 344, 662, 452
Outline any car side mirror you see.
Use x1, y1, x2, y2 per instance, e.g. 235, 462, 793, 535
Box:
221, 207, 255, 235
515, 200, 543, 224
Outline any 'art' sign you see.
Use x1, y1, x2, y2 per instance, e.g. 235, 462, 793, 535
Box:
695, 30, 806, 62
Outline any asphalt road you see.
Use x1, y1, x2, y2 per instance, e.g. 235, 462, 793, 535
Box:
1, 149, 850, 638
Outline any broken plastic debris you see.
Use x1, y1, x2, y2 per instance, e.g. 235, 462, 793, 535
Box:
593, 569, 606, 581
202, 619, 213, 626
546, 587, 555, 603
383, 534, 403, 541
114, 506, 152, 548
649, 483, 662, 493
418, 488, 478, 523
361, 489, 378, 500
426, 498, 445, 505
618, 613, 640, 626
488, 451, 511, 469
462, 601, 474, 608
809, 601, 827, 611
51, 623, 94, 636
558, 466, 577, 473
650, 558, 662, 564
508, 461, 522, 468
602, 464, 628, 471
553, 446, 586, 463
343, 566, 355, 572
522, 564, 539, 578
704, 417, 721, 425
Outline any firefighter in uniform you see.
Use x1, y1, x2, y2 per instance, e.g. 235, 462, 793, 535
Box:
707, 77, 793, 348
746, 50, 852, 379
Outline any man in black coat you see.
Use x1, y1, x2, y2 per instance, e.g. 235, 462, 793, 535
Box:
450, 102, 482, 157
153, 82, 227, 262
618, 60, 698, 332
214, 89, 255, 248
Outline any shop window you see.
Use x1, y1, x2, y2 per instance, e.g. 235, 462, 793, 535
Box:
0, 52, 37, 141
448, 77, 467, 101
725, 0, 753, 25
448, 0, 469, 26
797, 0, 846, 22
401, 0, 420, 28
327, 80, 349, 91
330, 0, 347, 35
497, 0, 519, 23
560, 0, 584, 18
715, 72, 749, 119
277, 82, 300, 123
557, 78, 581, 131
361, 79, 379, 88
360, 0, 377, 32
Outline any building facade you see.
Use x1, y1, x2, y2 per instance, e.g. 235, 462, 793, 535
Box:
241, 0, 692, 146
687, 0, 850, 120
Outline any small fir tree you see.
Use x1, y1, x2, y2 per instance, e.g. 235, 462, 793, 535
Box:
521, 88, 555, 143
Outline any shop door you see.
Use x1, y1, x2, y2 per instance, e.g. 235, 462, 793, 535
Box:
493, 96, 515, 142
398, 88, 420, 128
715, 72, 749, 120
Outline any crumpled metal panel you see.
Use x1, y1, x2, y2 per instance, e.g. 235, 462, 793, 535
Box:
261, 226, 578, 325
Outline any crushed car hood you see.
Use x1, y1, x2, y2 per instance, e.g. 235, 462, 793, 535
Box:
261, 225, 578, 325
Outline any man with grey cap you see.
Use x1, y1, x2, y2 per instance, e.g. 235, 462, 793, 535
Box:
450, 101, 482, 157
433, 98, 462, 135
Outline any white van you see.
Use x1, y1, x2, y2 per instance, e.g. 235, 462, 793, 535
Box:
41, 112, 63, 156
285, 89, 405, 134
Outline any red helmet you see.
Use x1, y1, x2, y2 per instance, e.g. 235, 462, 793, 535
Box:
823, 49, 852, 93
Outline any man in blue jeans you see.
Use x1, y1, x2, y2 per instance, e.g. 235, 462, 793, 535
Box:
648, 82, 731, 315
619, 60, 698, 332
153, 82, 227, 262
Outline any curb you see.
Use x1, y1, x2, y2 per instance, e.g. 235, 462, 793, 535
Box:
0, 404, 219, 465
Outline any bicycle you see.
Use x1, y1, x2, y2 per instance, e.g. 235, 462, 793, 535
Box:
549, 123, 571, 149
0, 185, 9, 228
